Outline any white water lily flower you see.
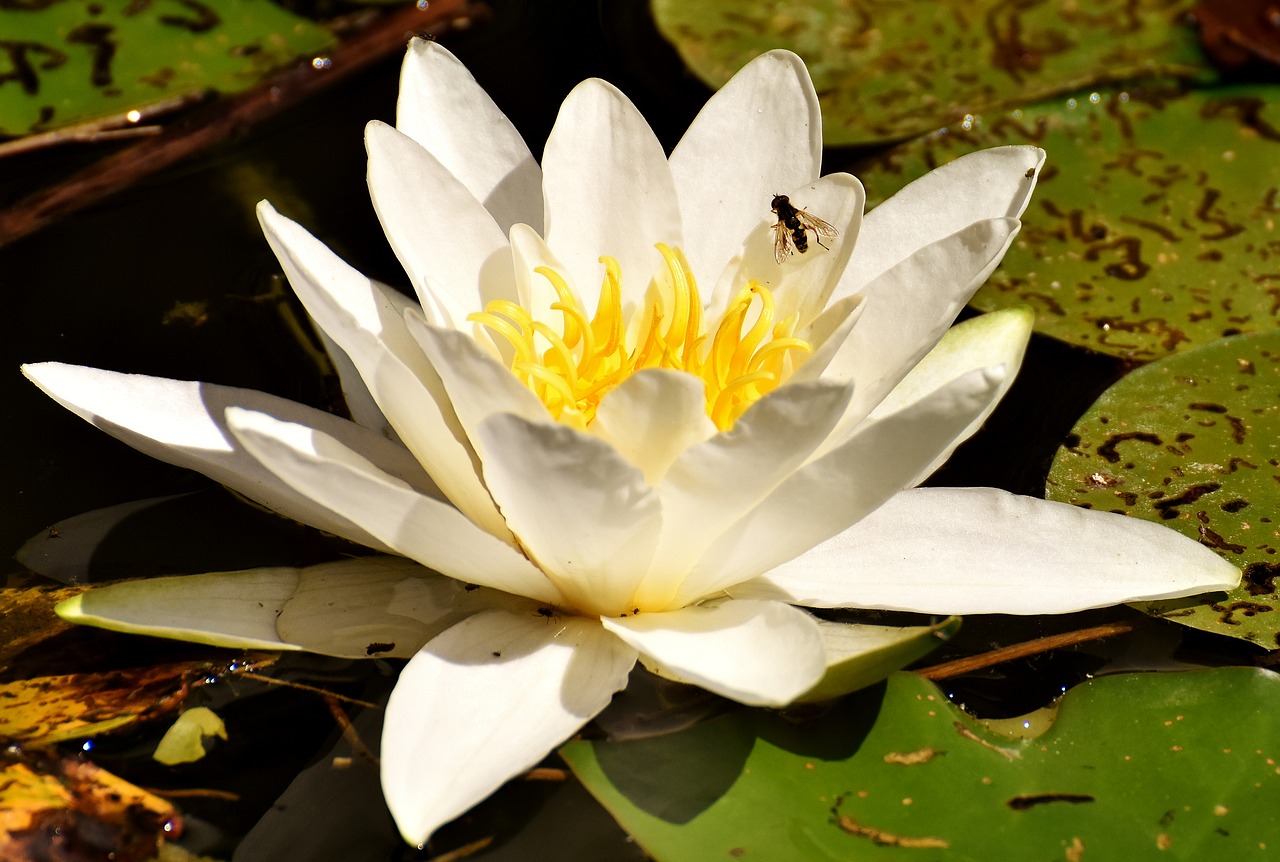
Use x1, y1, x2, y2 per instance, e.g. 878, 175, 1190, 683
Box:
24, 41, 1237, 846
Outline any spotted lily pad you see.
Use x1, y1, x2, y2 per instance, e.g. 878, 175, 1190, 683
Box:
856, 83, 1280, 361
1046, 330, 1280, 646
0, 0, 333, 138
652, 0, 1212, 146
563, 668, 1280, 862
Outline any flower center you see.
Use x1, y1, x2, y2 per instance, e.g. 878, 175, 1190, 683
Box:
468, 244, 811, 431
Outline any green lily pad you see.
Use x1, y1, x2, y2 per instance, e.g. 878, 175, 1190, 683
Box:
856, 83, 1280, 361
563, 668, 1280, 861
0, 0, 333, 138
652, 0, 1211, 147
1046, 330, 1280, 647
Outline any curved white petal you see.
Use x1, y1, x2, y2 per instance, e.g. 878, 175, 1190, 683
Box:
870, 306, 1034, 485
741, 487, 1242, 614
366, 121, 514, 326
669, 49, 822, 282
477, 414, 662, 615
56, 568, 302, 650
396, 39, 543, 234
509, 222, 574, 336
403, 311, 550, 459
638, 380, 852, 609
22, 362, 433, 552
275, 556, 480, 659
677, 366, 1006, 603
602, 599, 825, 707
225, 408, 561, 604
542, 78, 681, 311
848, 145, 1044, 292
820, 216, 1022, 444
588, 368, 717, 485
709, 173, 865, 329
382, 609, 637, 845
258, 203, 510, 540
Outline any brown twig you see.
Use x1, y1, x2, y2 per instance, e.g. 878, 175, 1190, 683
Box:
322, 694, 379, 764
913, 622, 1137, 681
0, 0, 481, 248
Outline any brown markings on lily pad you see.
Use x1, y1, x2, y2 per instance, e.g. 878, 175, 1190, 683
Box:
1096, 431, 1163, 463
1214, 600, 1274, 625
1007, 792, 1095, 811
1199, 523, 1247, 553
1243, 562, 1280, 596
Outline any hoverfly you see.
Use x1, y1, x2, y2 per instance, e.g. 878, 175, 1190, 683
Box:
771, 194, 839, 264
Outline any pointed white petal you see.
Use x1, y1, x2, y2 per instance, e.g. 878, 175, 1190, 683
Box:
56, 568, 303, 650
747, 487, 1242, 614
677, 366, 1006, 603
638, 381, 852, 609
477, 414, 662, 615
257, 203, 510, 540
603, 599, 825, 707
366, 121, 514, 325
403, 311, 549, 460
275, 556, 480, 659
669, 50, 822, 282
509, 222, 573, 335
709, 173, 865, 328
396, 39, 542, 234
542, 79, 681, 310
23, 362, 432, 552
382, 609, 636, 845
870, 306, 1034, 485
797, 617, 961, 703
225, 408, 560, 604
588, 369, 716, 485
849, 145, 1044, 292
821, 217, 1022, 441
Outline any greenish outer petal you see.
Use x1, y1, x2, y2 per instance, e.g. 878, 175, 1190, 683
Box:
652, 0, 1209, 146
56, 568, 303, 651
797, 616, 961, 703
1047, 329, 1280, 647
856, 85, 1280, 361
562, 668, 1280, 862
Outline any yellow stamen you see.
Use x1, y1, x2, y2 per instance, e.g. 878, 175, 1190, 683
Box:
468, 244, 812, 430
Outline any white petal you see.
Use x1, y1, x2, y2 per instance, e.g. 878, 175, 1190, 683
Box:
477, 414, 662, 615
257, 203, 511, 540
849, 145, 1044, 292
870, 306, 1034, 485
798, 617, 961, 703
56, 568, 303, 650
225, 408, 561, 604
821, 217, 1022, 442
403, 311, 549, 460
678, 366, 1006, 603
396, 39, 542, 234
275, 556, 479, 659
639, 380, 852, 609
709, 173, 865, 328
509, 222, 574, 335
22, 362, 432, 552
366, 121, 514, 325
542, 78, 681, 311
747, 487, 1242, 614
382, 609, 637, 845
602, 599, 825, 707
588, 369, 717, 485
669, 49, 822, 282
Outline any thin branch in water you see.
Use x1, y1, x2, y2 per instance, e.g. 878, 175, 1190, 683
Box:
913, 622, 1137, 681
0, 0, 483, 249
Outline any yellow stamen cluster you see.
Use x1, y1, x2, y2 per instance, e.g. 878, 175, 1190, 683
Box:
468, 244, 811, 431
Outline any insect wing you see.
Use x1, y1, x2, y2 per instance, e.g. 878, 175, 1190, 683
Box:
772, 221, 795, 263
795, 208, 839, 238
